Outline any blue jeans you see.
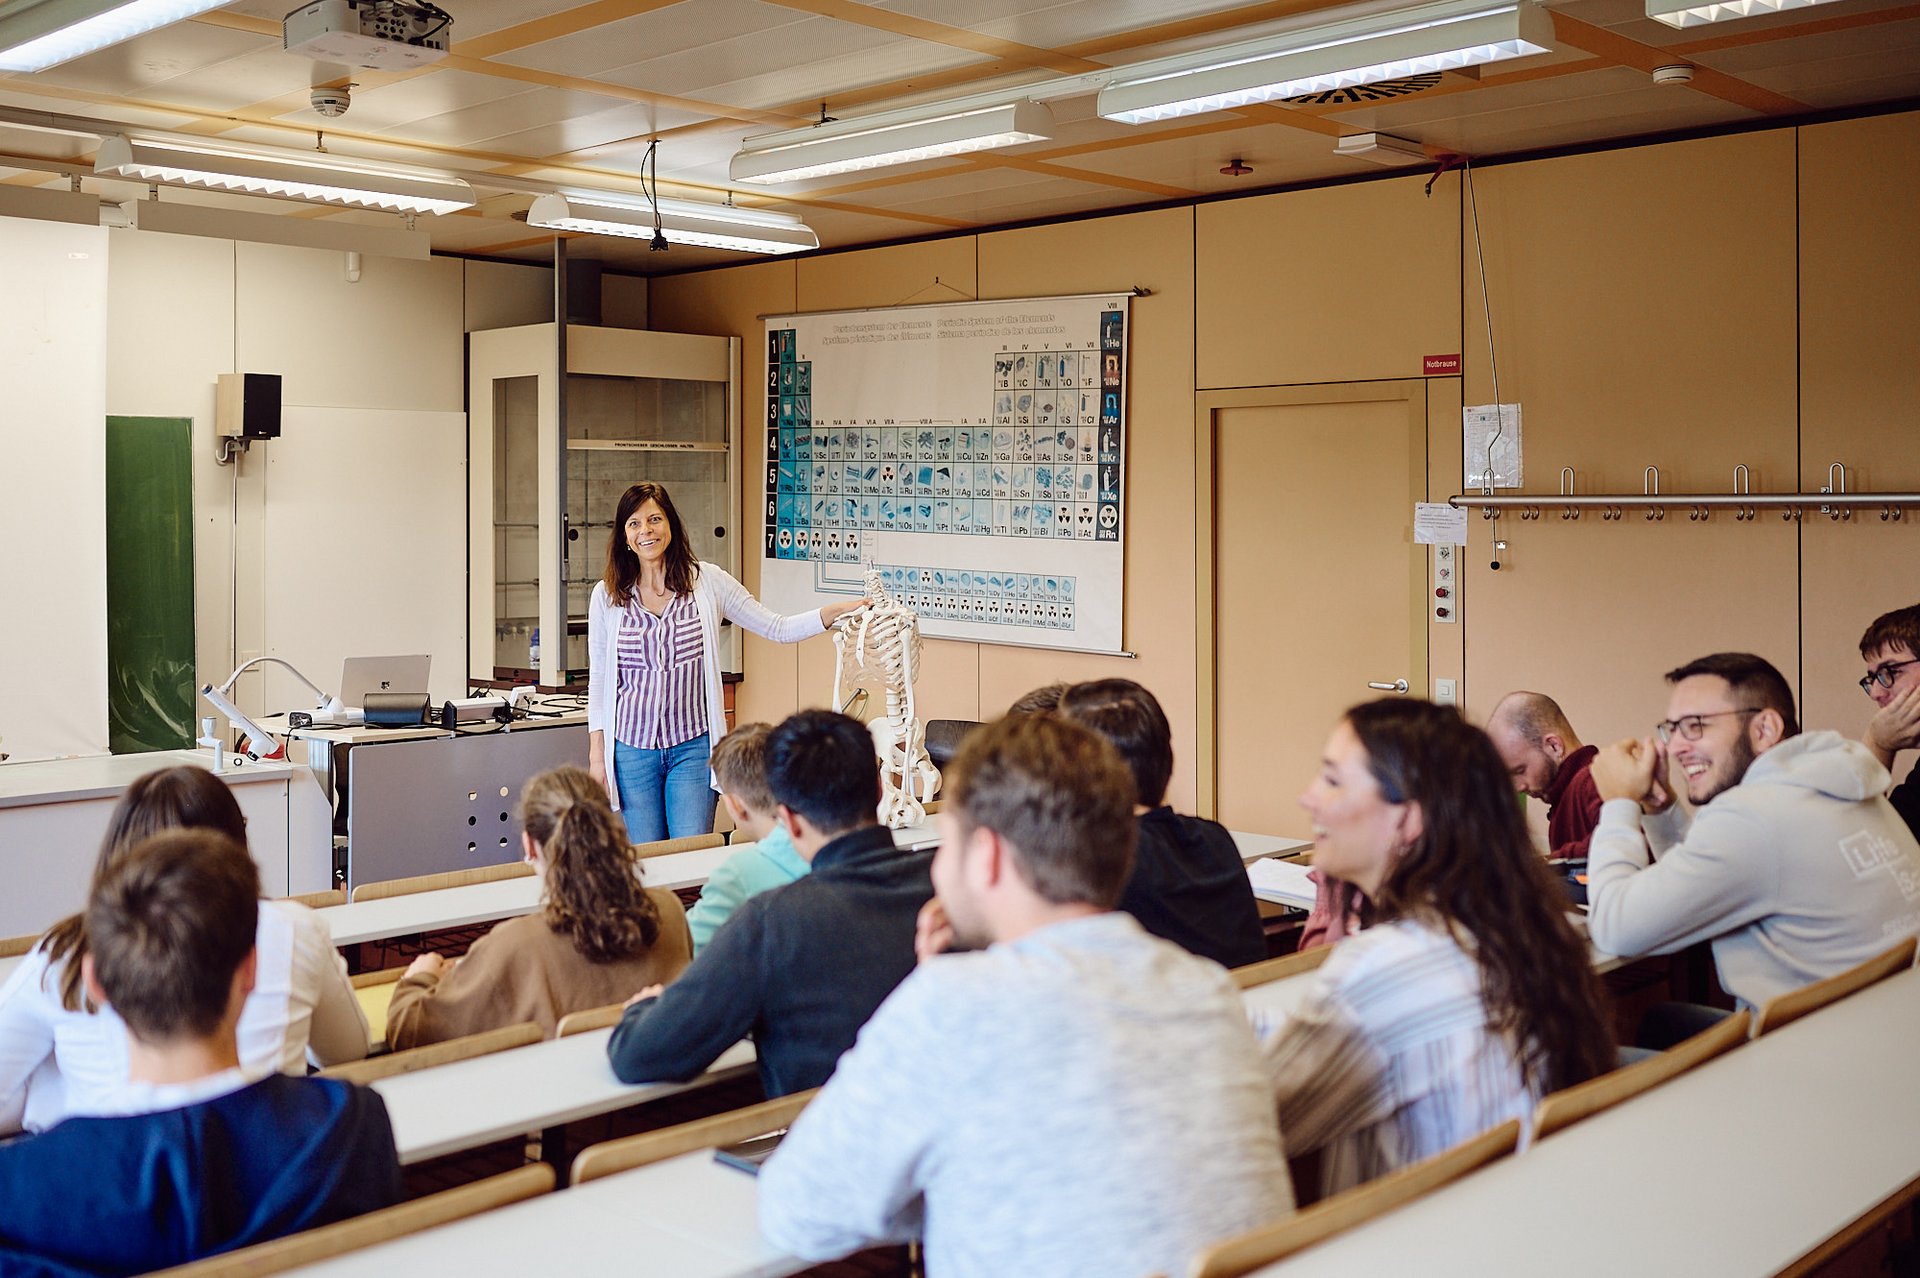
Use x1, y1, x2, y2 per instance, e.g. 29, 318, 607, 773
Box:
613, 734, 717, 843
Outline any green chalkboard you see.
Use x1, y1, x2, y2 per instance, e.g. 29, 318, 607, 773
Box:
106, 416, 196, 754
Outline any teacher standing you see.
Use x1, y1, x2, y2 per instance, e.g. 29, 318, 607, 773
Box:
588, 482, 864, 842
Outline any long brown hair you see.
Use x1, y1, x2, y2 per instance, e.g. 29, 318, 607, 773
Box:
521, 767, 661, 962
40, 766, 249, 1013
1346, 698, 1617, 1094
603, 482, 697, 607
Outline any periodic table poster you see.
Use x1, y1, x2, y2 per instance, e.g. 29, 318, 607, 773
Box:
760, 295, 1129, 655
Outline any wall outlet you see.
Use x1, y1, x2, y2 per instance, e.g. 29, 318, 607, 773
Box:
1435, 677, 1457, 706
1433, 543, 1457, 624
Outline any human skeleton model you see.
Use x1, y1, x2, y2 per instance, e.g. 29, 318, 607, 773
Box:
832, 569, 940, 828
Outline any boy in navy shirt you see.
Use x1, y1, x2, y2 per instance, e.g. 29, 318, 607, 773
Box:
0, 828, 401, 1276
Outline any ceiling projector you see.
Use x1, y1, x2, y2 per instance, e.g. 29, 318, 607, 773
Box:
284, 0, 452, 70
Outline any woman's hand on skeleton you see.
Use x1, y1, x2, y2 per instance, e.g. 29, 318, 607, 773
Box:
821, 598, 870, 627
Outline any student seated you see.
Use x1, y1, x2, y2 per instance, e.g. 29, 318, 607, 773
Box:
685, 724, 810, 955
761, 714, 1292, 1278
1266, 698, 1615, 1197
0, 829, 401, 1274
1058, 679, 1266, 968
608, 710, 933, 1096
386, 766, 691, 1048
0, 767, 366, 1134
1486, 691, 1605, 861
1858, 604, 1920, 840
1588, 652, 1920, 1025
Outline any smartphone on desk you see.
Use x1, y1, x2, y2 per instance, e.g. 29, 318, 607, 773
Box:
713, 1129, 788, 1176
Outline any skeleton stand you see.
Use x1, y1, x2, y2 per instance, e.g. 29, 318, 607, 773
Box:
831, 569, 940, 828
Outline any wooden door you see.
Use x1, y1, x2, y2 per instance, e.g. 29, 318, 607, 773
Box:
1199, 383, 1428, 836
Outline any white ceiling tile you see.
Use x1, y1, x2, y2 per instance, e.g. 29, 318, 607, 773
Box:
19, 22, 269, 97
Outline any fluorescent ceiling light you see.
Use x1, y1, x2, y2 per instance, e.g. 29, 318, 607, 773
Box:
731, 100, 1054, 185
528, 193, 818, 255
1334, 132, 1430, 164
0, 0, 232, 72
1645, 0, 1839, 26
1097, 1, 1553, 124
94, 135, 475, 215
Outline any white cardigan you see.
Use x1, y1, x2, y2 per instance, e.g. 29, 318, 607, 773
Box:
588, 561, 825, 806
0, 899, 368, 1133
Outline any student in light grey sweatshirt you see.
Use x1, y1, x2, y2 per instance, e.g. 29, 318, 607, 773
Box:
1589, 652, 1920, 1012
759, 713, 1292, 1278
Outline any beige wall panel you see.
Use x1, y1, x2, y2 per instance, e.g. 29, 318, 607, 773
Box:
1460, 516, 1800, 750
463, 259, 551, 332
603, 274, 649, 329
1799, 109, 1920, 495
1197, 173, 1460, 390
1462, 131, 1798, 494
979, 207, 1201, 810
105, 230, 238, 696
797, 238, 978, 313
1801, 521, 1920, 784
235, 243, 463, 413
649, 260, 799, 727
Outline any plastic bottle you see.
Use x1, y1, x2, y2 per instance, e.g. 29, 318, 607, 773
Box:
529, 626, 540, 669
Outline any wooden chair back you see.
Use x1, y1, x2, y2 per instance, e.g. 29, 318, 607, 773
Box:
0, 932, 38, 959
147, 1164, 553, 1277
349, 860, 533, 902
319, 1021, 542, 1085
282, 888, 346, 910
555, 1002, 625, 1038
571, 1087, 818, 1185
920, 799, 944, 815
1231, 943, 1333, 988
1189, 1120, 1521, 1278
634, 832, 725, 859
1533, 1009, 1751, 1140
1753, 936, 1918, 1036
350, 966, 405, 990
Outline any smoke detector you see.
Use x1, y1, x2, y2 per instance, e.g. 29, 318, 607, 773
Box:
1652, 63, 1694, 85
310, 86, 351, 117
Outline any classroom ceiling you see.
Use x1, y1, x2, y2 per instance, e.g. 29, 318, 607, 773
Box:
0, 0, 1916, 274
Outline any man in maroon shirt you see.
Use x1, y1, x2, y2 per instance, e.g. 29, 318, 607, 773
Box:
1487, 691, 1604, 861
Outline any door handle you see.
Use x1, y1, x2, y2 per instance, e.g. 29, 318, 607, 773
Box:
1367, 679, 1410, 694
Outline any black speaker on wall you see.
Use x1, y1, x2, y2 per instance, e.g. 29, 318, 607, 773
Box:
216, 372, 283, 440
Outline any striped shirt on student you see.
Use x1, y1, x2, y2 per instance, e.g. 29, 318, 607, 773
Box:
1259, 918, 1540, 1198
613, 592, 707, 749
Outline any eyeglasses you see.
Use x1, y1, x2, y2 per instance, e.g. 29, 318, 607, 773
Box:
1859, 659, 1919, 694
1655, 708, 1760, 743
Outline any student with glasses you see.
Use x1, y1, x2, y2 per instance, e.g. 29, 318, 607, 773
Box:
1586, 653, 1920, 1047
1857, 604, 1920, 841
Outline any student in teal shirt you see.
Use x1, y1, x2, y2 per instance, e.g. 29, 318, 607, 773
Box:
689, 724, 811, 953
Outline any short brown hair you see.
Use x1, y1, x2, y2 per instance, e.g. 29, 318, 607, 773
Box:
1058, 679, 1172, 808
1006, 682, 1069, 716
947, 714, 1135, 908
710, 723, 775, 812
87, 829, 259, 1042
1860, 605, 1920, 661
1665, 652, 1800, 738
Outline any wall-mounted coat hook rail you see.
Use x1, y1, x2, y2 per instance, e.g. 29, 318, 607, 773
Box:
1450, 490, 1918, 517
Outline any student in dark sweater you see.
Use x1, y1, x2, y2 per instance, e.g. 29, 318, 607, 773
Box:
0, 829, 401, 1277
608, 710, 934, 1096
1058, 680, 1267, 968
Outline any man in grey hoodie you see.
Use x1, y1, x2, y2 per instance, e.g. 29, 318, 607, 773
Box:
1588, 652, 1920, 1024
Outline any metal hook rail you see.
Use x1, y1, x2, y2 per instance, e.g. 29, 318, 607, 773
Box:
1451, 464, 1917, 523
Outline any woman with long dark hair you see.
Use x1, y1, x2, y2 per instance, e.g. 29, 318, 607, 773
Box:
1266, 698, 1616, 1196
587, 482, 864, 841
385, 766, 692, 1047
0, 767, 366, 1132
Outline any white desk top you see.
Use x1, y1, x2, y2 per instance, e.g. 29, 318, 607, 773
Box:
0, 749, 300, 809
376, 1028, 758, 1165
288, 1147, 801, 1278
1232, 831, 1313, 862
258, 696, 588, 746
1252, 966, 1920, 1277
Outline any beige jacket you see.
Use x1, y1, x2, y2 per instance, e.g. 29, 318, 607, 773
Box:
386, 888, 692, 1049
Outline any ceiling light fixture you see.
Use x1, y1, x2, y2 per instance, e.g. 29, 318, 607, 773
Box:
527, 193, 819, 255
1644, 0, 1833, 26
93, 135, 475, 215
731, 100, 1054, 185
0, 0, 233, 72
1334, 132, 1431, 164
1096, 0, 1553, 125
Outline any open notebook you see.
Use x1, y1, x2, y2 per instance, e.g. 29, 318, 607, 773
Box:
1245, 857, 1318, 910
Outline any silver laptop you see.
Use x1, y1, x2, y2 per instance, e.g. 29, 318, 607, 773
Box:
337, 655, 431, 708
